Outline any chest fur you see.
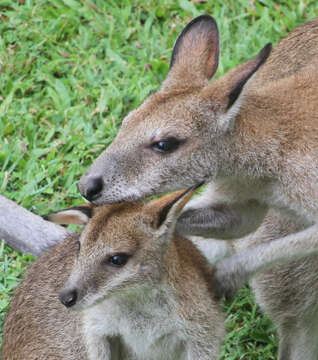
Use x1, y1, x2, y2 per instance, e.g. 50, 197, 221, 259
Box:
82, 289, 187, 360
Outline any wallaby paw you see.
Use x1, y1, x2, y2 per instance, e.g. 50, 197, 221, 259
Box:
212, 259, 246, 301
212, 270, 237, 301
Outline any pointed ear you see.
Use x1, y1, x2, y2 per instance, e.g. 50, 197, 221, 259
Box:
145, 183, 203, 235
165, 15, 219, 87
227, 43, 272, 110
43, 203, 94, 225
215, 43, 272, 132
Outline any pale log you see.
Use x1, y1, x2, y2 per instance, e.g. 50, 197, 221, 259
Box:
0, 195, 71, 257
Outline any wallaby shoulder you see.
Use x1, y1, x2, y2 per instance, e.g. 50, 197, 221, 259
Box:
241, 18, 318, 152
2, 234, 87, 360
168, 235, 215, 297
167, 235, 224, 333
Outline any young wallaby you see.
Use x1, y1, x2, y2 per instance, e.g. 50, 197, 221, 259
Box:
78, 16, 318, 282
2, 188, 225, 360
44, 203, 318, 360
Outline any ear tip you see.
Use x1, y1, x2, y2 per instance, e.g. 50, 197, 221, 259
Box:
194, 14, 217, 21
261, 43, 272, 58
187, 14, 218, 31
170, 14, 219, 71
42, 204, 93, 225
177, 14, 219, 43
180, 182, 204, 199
190, 181, 204, 192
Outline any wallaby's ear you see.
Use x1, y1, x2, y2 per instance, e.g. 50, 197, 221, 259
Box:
226, 43, 272, 110
165, 15, 219, 86
214, 43, 272, 132
43, 203, 94, 225
145, 183, 203, 235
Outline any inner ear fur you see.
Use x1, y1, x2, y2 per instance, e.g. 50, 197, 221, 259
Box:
166, 15, 219, 87
226, 43, 272, 109
202, 42, 272, 125
145, 184, 203, 230
43, 203, 94, 225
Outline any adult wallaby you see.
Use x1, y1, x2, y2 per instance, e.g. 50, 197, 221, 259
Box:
78, 15, 318, 287
2, 188, 225, 360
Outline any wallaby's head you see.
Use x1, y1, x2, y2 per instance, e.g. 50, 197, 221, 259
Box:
55, 187, 198, 310
79, 15, 271, 205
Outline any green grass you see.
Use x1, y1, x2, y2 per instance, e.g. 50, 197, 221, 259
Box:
1, 0, 317, 356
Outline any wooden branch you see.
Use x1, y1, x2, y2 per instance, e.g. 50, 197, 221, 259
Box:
0, 195, 72, 257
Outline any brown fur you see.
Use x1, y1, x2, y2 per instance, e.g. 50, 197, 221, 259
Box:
2, 191, 224, 360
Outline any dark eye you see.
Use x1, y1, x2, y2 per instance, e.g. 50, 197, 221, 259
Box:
108, 253, 130, 267
151, 138, 181, 153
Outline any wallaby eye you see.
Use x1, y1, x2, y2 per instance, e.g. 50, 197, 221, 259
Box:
108, 253, 130, 267
151, 138, 181, 153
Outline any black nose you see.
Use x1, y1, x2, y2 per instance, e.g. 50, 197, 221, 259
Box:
59, 289, 78, 308
84, 176, 103, 201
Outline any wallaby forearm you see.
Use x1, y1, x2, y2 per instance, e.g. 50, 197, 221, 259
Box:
177, 201, 267, 240
176, 205, 239, 239
213, 223, 318, 299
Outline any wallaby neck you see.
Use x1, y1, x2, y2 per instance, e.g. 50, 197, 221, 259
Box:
217, 98, 283, 182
